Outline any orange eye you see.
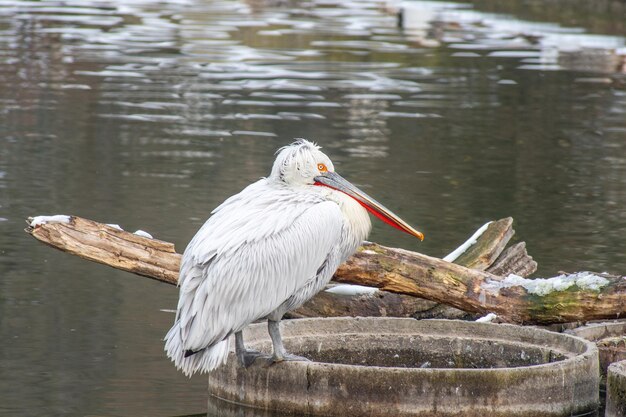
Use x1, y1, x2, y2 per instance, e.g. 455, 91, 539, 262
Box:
317, 163, 327, 172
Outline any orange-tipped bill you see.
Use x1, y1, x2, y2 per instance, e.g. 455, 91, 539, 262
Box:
314, 171, 424, 241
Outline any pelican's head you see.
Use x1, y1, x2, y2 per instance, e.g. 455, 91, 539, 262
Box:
270, 139, 424, 241
270, 139, 333, 186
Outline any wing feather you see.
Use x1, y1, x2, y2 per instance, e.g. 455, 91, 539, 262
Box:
174, 179, 343, 352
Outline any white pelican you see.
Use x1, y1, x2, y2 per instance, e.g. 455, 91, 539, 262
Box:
165, 139, 423, 376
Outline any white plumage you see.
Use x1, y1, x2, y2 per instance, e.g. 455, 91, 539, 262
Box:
165, 139, 422, 376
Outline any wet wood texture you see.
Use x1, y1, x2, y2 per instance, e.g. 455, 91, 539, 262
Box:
27, 216, 180, 285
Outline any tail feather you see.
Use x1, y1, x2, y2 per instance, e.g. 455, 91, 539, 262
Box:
164, 323, 230, 377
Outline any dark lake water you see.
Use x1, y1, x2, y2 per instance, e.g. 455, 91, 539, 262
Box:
0, 0, 625, 415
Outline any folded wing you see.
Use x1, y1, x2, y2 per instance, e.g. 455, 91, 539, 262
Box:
173, 179, 343, 352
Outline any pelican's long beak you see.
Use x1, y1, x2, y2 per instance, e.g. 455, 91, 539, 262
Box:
314, 171, 424, 241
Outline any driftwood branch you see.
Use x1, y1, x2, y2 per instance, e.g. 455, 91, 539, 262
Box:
333, 242, 625, 324
487, 242, 537, 278
28, 216, 180, 285
452, 218, 515, 271
26, 215, 625, 324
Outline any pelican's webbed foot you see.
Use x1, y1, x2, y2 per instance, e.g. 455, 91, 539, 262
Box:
267, 320, 311, 365
269, 353, 311, 365
238, 349, 270, 368
235, 331, 270, 368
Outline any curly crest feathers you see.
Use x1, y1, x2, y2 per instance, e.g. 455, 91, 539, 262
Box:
269, 138, 332, 185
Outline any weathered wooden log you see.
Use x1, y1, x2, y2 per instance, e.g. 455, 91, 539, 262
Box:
487, 242, 537, 278
25, 216, 520, 321
449, 218, 514, 271
27, 216, 180, 285
25, 215, 626, 324
334, 242, 626, 324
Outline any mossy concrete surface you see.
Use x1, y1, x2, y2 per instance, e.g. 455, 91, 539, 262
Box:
208, 317, 599, 416
568, 321, 626, 376
607, 360, 626, 417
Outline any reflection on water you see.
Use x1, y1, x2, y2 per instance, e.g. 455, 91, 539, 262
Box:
0, 0, 625, 415
395, 0, 625, 73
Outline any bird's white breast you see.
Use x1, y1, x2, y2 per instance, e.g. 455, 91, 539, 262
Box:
325, 189, 372, 258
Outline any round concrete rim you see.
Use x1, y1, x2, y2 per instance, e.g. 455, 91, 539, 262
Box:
239, 317, 598, 372
208, 317, 600, 417
567, 320, 626, 341
567, 320, 626, 377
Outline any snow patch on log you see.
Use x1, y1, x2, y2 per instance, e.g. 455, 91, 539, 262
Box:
30, 215, 71, 227
476, 313, 497, 323
483, 271, 610, 296
134, 230, 153, 239
325, 284, 378, 296
107, 224, 124, 231
443, 221, 492, 262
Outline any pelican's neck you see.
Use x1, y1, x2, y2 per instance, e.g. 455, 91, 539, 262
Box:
325, 188, 372, 245
275, 180, 372, 245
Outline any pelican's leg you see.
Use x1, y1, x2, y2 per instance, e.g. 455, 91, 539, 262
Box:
235, 331, 267, 368
267, 320, 310, 363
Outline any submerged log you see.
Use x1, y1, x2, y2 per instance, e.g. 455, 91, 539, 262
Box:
25, 215, 626, 324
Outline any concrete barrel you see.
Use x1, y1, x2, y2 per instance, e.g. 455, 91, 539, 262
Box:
568, 321, 626, 376
607, 360, 626, 417
208, 317, 599, 417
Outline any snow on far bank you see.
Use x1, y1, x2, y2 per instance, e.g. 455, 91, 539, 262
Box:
29, 215, 71, 227
443, 221, 492, 262
482, 272, 610, 296
325, 284, 379, 296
